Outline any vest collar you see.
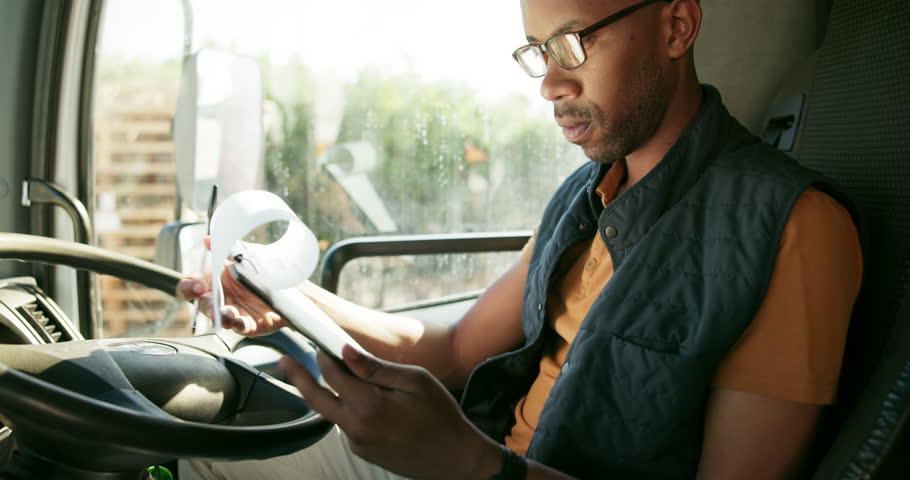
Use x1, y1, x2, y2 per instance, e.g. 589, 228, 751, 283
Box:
583, 85, 752, 266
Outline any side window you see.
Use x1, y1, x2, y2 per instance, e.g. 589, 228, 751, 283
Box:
90, 1, 585, 326
236, 2, 585, 309
91, 1, 187, 337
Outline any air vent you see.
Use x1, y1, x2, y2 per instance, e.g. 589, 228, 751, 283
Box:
17, 301, 64, 343
0, 276, 81, 344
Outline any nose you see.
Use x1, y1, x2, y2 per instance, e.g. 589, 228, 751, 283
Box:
539, 58, 580, 102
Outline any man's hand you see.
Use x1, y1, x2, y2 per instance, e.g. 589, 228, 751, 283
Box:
281, 345, 503, 480
175, 270, 286, 335
174, 236, 287, 336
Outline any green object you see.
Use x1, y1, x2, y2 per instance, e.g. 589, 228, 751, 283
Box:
147, 465, 174, 480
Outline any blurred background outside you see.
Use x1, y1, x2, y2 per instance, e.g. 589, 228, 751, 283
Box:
91, 0, 585, 337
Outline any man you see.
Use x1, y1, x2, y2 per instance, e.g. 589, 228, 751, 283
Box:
179, 0, 862, 478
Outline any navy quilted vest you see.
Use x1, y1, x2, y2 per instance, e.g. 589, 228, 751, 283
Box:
459, 86, 856, 479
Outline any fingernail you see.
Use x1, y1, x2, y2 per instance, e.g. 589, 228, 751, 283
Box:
193, 282, 205, 294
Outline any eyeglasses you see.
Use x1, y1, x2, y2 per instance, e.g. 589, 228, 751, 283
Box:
512, 0, 671, 78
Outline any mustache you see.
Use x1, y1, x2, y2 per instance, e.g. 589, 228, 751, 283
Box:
554, 103, 594, 120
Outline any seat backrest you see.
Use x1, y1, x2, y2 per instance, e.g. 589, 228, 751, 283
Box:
695, 0, 820, 134
765, 0, 910, 476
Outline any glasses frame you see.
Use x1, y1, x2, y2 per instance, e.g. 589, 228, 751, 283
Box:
512, 0, 672, 78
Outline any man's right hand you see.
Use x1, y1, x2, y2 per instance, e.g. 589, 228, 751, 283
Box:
174, 238, 288, 336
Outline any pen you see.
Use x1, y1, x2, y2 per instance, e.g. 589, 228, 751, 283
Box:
206, 185, 218, 235
192, 184, 218, 334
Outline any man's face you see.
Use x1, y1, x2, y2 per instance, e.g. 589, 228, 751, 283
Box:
520, 0, 672, 164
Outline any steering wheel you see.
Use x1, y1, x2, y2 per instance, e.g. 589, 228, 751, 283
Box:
0, 233, 332, 474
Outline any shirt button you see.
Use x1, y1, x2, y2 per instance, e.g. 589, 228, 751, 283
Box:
604, 226, 618, 239
586, 258, 598, 269
578, 223, 588, 232
537, 303, 543, 311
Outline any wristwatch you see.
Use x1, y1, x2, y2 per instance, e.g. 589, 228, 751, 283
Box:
489, 445, 528, 480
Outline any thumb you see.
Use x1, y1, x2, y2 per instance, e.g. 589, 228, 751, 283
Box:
341, 344, 422, 392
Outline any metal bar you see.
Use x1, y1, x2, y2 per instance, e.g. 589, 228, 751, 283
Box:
321, 231, 532, 294
22, 178, 96, 338
22, 178, 92, 243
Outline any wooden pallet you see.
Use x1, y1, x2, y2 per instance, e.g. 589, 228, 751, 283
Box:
93, 85, 190, 337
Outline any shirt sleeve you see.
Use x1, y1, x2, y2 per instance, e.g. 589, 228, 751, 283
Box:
712, 189, 863, 405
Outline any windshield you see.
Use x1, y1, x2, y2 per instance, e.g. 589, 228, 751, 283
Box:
90, 0, 586, 337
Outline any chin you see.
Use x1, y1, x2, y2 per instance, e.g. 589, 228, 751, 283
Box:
582, 142, 625, 165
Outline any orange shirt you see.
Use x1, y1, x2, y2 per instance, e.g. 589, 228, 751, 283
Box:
504, 159, 863, 455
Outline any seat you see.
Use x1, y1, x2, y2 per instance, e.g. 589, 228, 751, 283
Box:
760, 0, 910, 477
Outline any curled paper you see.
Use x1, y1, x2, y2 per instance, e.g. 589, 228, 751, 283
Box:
208, 190, 318, 333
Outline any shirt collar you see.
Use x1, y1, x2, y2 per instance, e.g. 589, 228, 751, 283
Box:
594, 159, 628, 208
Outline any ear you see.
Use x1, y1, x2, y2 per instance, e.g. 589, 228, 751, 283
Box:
664, 0, 702, 59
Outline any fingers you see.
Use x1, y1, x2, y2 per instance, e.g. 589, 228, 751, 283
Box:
175, 276, 208, 300
221, 269, 276, 315
280, 356, 343, 423
203, 235, 212, 251
198, 292, 214, 318
220, 305, 285, 336
338, 344, 424, 393
263, 311, 285, 330
176, 243, 288, 337
220, 305, 248, 332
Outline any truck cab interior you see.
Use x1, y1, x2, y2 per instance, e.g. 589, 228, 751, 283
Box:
0, 0, 907, 479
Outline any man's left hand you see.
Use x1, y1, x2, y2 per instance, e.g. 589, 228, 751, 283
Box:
280, 345, 502, 480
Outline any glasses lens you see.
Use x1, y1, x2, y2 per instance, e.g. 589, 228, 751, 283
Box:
513, 45, 548, 77
546, 34, 585, 69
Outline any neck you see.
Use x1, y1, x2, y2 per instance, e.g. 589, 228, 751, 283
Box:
620, 76, 703, 192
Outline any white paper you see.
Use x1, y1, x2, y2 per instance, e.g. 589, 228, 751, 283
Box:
208, 190, 319, 332
205, 190, 369, 362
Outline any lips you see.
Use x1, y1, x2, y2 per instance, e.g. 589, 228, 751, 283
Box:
556, 117, 592, 143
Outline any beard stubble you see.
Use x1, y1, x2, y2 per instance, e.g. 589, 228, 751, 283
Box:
557, 55, 670, 165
